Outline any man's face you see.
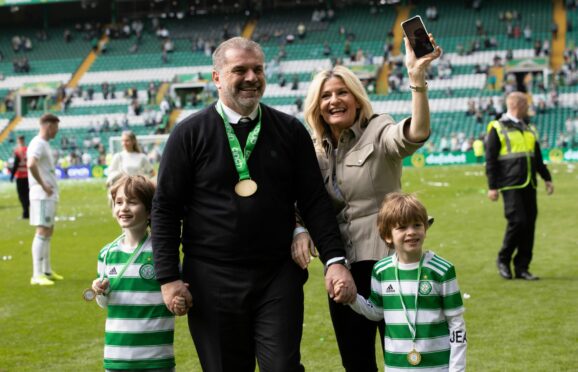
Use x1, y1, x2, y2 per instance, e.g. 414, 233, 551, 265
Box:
46, 122, 59, 139
212, 47, 266, 115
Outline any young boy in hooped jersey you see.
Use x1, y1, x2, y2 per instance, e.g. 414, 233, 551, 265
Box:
91, 175, 187, 371
347, 192, 467, 371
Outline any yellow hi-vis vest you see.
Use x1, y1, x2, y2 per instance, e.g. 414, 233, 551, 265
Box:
487, 120, 537, 190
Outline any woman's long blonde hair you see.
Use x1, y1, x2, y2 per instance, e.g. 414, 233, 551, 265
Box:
304, 65, 374, 146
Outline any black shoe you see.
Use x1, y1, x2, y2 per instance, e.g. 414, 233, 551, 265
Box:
497, 261, 512, 279
515, 271, 539, 281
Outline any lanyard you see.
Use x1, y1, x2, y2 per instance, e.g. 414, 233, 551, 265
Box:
395, 254, 425, 343
107, 233, 149, 288
216, 101, 262, 181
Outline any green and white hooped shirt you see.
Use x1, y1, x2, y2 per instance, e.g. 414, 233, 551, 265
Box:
96, 234, 175, 370
352, 251, 465, 371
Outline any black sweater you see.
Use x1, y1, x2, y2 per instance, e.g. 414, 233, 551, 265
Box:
152, 103, 345, 283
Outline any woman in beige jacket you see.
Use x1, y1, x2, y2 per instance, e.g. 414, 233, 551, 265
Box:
292, 35, 441, 371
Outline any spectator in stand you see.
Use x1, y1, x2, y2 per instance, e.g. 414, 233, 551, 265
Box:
63, 28, 72, 43
426, 5, 438, 21
297, 22, 306, 39
23, 37, 33, 51
551, 22, 559, 39
523, 25, 532, 42
323, 41, 332, 56
12, 35, 22, 52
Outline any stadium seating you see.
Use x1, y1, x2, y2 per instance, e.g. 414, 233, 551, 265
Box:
1, 1, 577, 168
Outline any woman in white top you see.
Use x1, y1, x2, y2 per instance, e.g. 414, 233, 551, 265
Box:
106, 131, 154, 187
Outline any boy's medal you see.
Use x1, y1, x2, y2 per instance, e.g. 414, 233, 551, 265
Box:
82, 288, 96, 301
407, 347, 422, 366
216, 102, 261, 197
83, 234, 147, 303
395, 254, 426, 366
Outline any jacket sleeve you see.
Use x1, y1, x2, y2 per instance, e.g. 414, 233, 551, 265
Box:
106, 153, 122, 185
485, 127, 501, 189
151, 125, 188, 284
293, 121, 345, 264
349, 294, 384, 321
534, 142, 552, 182
10, 154, 18, 181
447, 314, 467, 372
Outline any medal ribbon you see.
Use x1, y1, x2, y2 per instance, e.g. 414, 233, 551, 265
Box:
216, 101, 262, 181
108, 232, 149, 289
395, 254, 425, 346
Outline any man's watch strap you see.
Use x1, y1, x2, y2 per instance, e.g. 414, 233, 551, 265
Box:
324, 257, 351, 274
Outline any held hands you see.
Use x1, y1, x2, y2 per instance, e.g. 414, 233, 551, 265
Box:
404, 34, 442, 84
171, 295, 188, 316
325, 264, 357, 304
91, 278, 110, 295
291, 231, 318, 269
161, 280, 193, 315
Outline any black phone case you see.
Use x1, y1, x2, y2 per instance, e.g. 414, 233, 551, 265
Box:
401, 16, 434, 58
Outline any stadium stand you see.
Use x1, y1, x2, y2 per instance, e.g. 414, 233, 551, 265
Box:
1, 0, 578, 177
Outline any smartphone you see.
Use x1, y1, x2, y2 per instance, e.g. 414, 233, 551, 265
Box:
401, 15, 435, 58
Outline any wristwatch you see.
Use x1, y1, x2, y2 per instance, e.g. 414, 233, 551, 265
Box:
324, 257, 351, 274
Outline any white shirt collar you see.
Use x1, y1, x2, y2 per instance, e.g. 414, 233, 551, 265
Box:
504, 113, 520, 123
218, 100, 259, 124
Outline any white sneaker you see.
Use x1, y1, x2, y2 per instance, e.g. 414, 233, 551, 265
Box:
30, 275, 55, 286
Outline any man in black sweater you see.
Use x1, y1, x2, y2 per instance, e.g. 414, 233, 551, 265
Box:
152, 37, 355, 371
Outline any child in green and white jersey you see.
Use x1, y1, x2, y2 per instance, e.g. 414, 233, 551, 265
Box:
347, 192, 467, 371
91, 175, 187, 371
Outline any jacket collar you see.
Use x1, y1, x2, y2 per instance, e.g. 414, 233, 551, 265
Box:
320, 115, 376, 152
499, 113, 527, 131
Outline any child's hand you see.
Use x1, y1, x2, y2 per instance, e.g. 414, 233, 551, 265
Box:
92, 278, 110, 295
172, 295, 188, 316
333, 279, 345, 297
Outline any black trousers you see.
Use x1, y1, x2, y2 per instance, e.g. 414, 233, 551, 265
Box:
498, 186, 537, 273
184, 257, 307, 372
15, 177, 30, 218
328, 260, 384, 372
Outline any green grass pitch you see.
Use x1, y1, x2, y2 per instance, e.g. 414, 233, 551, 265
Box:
1, 163, 577, 371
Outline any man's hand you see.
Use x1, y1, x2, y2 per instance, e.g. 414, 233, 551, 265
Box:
42, 183, 54, 197
291, 232, 317, 269
325, 264, 356, 304
487, 189, 499, 201
545, 181, 554, 195
161, 280, 193, 314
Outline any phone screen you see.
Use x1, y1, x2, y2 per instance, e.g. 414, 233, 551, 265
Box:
401, 16, 434, 58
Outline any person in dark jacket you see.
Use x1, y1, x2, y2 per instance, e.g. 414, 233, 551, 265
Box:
485, 91, 554, 281
151, 37, 356, 372
11, 135, 29, 219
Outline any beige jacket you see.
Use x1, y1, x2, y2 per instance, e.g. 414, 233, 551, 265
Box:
314, 114, 425, 263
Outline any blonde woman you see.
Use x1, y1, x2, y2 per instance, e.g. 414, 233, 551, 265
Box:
292, 36, 441, 371
106, 131, 154, 187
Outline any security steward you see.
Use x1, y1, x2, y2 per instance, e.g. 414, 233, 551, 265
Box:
485, 92, 554, 281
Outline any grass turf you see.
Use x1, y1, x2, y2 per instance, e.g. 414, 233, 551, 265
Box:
0, 163, 577, 371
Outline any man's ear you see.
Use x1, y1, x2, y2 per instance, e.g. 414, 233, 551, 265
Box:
212, 70, 221, 89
